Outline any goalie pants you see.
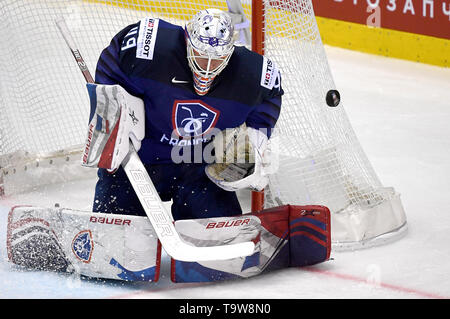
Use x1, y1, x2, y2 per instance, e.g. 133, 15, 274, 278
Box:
93, 163, 243, 220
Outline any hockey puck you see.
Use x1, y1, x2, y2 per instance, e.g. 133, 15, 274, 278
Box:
326, 90, 340, 107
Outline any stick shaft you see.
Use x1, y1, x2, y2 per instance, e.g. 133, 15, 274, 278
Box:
56, 19, 94, 83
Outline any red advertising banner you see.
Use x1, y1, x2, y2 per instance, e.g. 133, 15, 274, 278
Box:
311, 0, 450, 39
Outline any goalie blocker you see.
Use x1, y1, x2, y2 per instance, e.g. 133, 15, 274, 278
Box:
6, 205, 331, 282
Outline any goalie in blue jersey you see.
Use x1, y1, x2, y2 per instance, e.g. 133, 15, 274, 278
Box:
7, 9, 334, 282
83, 8, 283, 221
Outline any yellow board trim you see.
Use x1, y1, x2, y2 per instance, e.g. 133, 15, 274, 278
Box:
316, 16, 449, 68
83, 1, 448, 67
85, 0, 230, 20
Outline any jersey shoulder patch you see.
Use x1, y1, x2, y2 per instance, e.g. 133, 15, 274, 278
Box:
118, 18, 161, 60
260, 56, 281, 90
135, 17, 160, 60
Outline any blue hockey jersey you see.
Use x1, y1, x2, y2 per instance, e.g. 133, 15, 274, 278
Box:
94, 17, 283, 165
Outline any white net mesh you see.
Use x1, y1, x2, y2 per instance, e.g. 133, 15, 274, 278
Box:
258, 1, 406, 248
262, 1, 381, 210
0, 0, 407, 247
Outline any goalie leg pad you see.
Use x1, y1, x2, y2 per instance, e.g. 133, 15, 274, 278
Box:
171, 205, 331, 283
289, 205, 332, 267
7, 206, 161, 282
7, 208, 71, 273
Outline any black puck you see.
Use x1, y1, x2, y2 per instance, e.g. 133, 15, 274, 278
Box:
326, 90, 340, 107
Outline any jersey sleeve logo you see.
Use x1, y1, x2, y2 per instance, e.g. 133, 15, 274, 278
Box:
172, 100, 220, 138
136, 17, 160, 60
260, 57, 281, 90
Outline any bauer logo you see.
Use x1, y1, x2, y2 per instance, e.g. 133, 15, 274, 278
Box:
206, 218, 251, 229
72, 230, 94, 263
89, 216, 131, 226
172, 100, 220, 138
136, 18, 159, 60
82, 123, 94, 164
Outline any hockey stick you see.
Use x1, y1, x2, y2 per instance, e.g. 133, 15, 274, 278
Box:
55, 18, 255, 261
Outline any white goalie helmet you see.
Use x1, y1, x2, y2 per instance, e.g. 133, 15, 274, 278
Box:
185, 8, 235, 95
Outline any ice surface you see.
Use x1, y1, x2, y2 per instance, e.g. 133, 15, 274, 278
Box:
1, 46, 449, 299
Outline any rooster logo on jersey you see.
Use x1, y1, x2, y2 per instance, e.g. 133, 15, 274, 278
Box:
172, 100, 220, 138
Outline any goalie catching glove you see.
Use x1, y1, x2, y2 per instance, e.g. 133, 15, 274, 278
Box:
82, 83, 145, 173
205, 124, 276, 192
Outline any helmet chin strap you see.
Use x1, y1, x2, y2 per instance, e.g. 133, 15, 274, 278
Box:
192, 72, 216, 95
191, 53, 218, 95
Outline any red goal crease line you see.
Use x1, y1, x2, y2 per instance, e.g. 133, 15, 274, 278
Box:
303, 267, 450, 299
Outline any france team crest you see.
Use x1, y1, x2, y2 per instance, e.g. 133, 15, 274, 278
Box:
72, 230, 94, 263
172, 100, 220, 138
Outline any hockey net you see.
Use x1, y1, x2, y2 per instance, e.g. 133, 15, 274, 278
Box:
0, 0, 407, 250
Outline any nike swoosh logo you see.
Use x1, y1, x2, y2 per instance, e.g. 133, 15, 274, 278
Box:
171, 77, 189, 84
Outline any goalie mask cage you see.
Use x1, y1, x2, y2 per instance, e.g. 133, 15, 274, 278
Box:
0, 0, 407, 250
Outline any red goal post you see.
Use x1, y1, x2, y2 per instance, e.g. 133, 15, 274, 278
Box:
250, 0, 265, 212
